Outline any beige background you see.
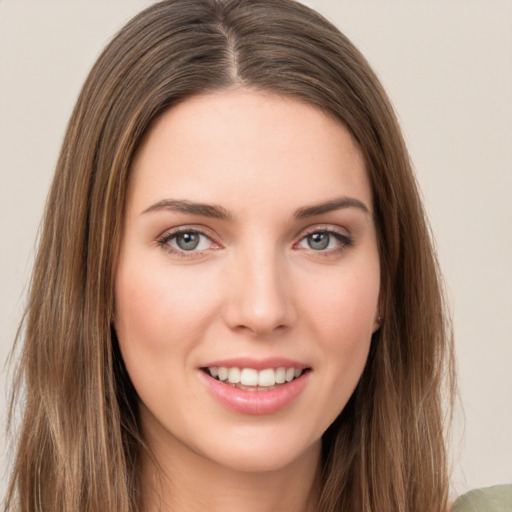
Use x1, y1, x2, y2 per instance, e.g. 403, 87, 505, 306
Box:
1, 0, 511, 502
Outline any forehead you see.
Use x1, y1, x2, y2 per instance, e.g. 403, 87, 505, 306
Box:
127, 90, 371, 216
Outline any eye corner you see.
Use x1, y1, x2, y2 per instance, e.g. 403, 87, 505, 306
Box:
293, 226, 354, 256
155, 225, 223, 259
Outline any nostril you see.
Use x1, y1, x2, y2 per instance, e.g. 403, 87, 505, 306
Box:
232, 323, 288, 336
222, 267, 296, 335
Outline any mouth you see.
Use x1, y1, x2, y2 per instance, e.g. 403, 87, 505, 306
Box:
201, 366, 310, 391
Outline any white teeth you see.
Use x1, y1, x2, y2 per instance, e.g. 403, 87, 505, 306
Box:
275, 367, 286, 384
240, 368, 258, 386
207, 366, 305, 388
258, 368, 275, 387
227, 367, 241, 383
217, 367, 228, 381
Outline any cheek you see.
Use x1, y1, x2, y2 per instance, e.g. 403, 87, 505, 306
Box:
114, 259, 220, 377
281, 260, 379, 436
299, 260, 379, 382
113, 258, 225, 422
302, 264, 379, 340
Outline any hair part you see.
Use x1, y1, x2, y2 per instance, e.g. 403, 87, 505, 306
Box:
5, 1, 455, 511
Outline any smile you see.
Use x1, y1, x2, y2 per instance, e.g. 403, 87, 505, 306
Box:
199, 362, 311, 415
206, 366, 304, 390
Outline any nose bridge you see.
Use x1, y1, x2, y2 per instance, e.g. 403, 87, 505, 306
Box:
224, 237, 294, 335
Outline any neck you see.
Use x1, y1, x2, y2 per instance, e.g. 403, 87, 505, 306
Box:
140, 430, 321, 512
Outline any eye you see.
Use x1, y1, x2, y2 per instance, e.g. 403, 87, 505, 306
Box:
296, 229, 353, 253
304, 232, 330, 250
173, 232, 204, 251
157, 228, 219, 256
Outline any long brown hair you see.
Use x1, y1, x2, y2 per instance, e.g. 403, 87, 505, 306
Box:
4, 1, 455, 511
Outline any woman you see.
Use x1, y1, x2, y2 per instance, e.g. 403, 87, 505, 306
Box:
4, 0, 459, 510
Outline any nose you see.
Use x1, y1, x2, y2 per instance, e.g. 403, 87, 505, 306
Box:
223, 244, 296, 336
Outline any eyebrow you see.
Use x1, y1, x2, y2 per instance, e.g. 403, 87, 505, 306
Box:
293, 197, 370, 218
142, 196, 369, 220
142, 199, 232, 219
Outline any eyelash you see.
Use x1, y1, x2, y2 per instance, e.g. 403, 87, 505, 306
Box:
156, 226, 353, 259
156, 227, 217, 259
295, 227, 353, 256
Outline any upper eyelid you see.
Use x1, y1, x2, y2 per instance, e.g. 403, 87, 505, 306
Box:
296, 229, 351, 243
157, 225, 216, 241
294, 224, 353, 247
156, 227, 220, 259
296, 223, 350, 238
156, 224, 351, 248
155, 227, 219, 254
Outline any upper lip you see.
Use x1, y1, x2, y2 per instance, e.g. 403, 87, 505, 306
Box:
200, 357, 310, 371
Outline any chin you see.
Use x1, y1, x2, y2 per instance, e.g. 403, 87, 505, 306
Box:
194, 427, 321, 474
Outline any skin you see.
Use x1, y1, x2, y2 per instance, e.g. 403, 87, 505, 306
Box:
115, 89, 381, 512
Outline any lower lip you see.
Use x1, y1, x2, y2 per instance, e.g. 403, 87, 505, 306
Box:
199, 370, 310, 415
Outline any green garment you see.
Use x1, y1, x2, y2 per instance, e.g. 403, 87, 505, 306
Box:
452, 484, 512, 512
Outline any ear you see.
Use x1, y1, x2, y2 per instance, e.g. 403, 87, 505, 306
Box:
372, 312, 382, 333
372, 298, 384, 333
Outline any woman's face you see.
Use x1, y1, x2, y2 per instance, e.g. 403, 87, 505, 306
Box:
115, 90, 380, 473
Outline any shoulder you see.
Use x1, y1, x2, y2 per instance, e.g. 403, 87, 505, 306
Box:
452, 484, 512, 512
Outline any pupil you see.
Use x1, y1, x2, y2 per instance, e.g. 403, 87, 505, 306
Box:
177, 233, 200, 250
308, 232, 329, 250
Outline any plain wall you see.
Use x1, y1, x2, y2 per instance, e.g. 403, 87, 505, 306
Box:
1, 0, 511, 502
